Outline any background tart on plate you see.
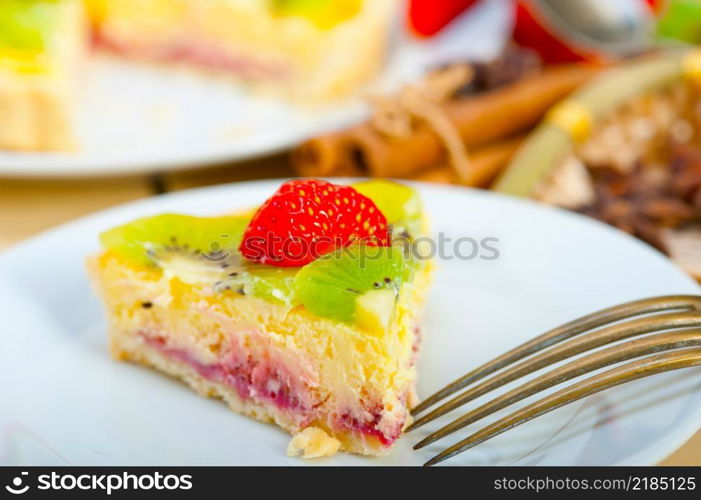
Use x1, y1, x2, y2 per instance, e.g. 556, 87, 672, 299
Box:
88, 180, 433, 457
0, 0, 396, 152
86, 0, 396, 100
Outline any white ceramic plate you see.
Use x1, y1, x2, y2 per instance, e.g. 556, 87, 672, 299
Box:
1, 181, 700, 466
0, 1, 511, 178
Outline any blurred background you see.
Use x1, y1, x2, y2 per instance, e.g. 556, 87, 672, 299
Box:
1, 0, 701, 464
0, 0, 701, 266
0, 0, 697, 241
1, 0, 701, 258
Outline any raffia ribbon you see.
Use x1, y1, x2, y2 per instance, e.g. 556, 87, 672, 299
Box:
370, 64, 474, 181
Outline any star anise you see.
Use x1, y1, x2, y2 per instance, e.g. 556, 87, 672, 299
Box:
577, 142, 701, 254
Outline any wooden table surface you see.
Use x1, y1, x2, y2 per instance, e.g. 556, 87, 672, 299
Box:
1, 155, 699, 465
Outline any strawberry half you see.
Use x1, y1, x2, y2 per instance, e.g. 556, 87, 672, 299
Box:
239, 180, 390, 267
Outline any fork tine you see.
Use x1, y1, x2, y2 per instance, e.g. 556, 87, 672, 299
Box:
414, 329, 701, 450
424, 347, 701, 466
408, 310, 701, 431
412, 295, 701, 417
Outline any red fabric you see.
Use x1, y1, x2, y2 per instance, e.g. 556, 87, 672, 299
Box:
512, 1, 597, 64
513, 0, 659, 64
644, 0, 664, 14
408, 0, 479, 37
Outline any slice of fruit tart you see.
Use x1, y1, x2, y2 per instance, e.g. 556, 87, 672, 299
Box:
0, 0, 86, 151
89, 180, 433, 458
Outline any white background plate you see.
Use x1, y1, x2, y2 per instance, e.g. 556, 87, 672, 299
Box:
0, 0, 511, 177
1, 181, 700, 466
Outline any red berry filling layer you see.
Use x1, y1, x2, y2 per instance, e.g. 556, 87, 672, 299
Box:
337, 409, 403, 447
142, 334, 314, 417
139, 333, 406, 446
93, 31, 292, 80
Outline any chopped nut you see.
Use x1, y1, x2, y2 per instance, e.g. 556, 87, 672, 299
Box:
287, 427, 340, 459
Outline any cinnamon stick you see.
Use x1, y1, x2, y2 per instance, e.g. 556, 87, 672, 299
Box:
411, 135, 525, 187
292, 64, 600, 178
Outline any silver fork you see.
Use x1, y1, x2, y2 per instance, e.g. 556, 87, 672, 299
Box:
408, 295, 701, 466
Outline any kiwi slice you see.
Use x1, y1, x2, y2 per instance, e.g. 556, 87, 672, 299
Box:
100, 213, 301, 306
294, 245, 411, 324
0, 0, 58, 52
352, 180, 424, 239
272, 0, 361, 29
100, 213, 250, 266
